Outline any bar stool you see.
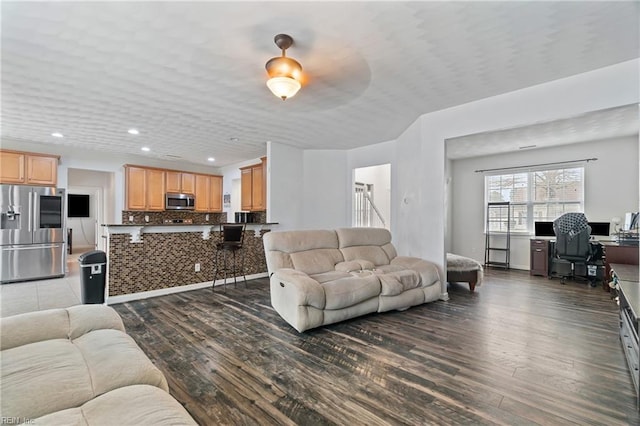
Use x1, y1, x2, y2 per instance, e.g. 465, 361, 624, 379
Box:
212, 223, 247, 291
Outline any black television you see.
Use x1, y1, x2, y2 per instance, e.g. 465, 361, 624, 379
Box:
534, 221, 555, 237
588, 222, 610, 236
68, 194, 90, 218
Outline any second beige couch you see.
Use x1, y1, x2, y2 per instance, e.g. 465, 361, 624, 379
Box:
0, 305, 196, 425
263, 227, 442, 332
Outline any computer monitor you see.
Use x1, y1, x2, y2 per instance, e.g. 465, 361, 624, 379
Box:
534, 221, 555, 237
588, 222, 610, 236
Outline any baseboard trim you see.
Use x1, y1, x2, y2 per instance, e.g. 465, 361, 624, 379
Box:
106, 272, 269, 305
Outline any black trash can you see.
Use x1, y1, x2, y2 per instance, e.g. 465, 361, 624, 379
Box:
78, 250, 107, 304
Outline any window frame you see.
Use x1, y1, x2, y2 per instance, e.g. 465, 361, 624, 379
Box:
484, 165, 585, 235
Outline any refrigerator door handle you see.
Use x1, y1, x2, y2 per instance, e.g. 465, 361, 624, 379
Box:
32, 191, 40, 230
27, 191, 33, 232
2, 244, 62, 251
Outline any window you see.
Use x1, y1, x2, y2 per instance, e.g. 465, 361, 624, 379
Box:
485, 167, 584, 233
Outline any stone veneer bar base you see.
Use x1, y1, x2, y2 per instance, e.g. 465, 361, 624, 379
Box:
107, 229, 269, 297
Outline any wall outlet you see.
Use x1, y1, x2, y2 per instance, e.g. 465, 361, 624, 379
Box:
144, 215, 149, 223
205, 214, 210, 221
129, 215, 134, 222
194, 263, 201, 272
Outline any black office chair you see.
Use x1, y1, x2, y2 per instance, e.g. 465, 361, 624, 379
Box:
551, 212, 594, 285
212, 223, 247, 291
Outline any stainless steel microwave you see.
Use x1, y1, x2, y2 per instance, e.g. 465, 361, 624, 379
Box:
165, 193, 195, 210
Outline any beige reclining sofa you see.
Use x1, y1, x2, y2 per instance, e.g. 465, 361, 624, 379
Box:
263, 227, 442, 332
0, 305, 196, 425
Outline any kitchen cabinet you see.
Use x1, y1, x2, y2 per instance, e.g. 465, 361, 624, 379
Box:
0, 150, 59, 186
166, 171, 195, 194
125, 166, 165, 211
209, 175, 223, 212
195, 174, 222, 212
240, 157, 267, 212
194, 174, 223, 212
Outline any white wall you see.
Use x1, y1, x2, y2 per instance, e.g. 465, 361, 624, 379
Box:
450, 136, 639, 269
301, 149, 349, 230
266, 142, 304, 229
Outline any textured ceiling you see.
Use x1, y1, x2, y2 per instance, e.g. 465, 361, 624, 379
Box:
1, 1, 638, 167
446, 104, 640, 160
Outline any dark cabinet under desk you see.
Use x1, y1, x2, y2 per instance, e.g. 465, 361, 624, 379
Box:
619, 280, 640, 408
530, 239, 550, 277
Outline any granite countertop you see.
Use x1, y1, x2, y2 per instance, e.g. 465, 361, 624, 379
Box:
102, 222, 278, 227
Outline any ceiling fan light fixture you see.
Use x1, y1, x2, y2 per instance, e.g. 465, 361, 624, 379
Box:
265, 34, 302, 101
266, 76, 301, 101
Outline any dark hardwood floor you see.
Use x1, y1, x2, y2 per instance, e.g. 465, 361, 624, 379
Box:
114, 269, 639, 425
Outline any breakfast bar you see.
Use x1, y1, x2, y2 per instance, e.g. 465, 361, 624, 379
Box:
102, 222, 277, 303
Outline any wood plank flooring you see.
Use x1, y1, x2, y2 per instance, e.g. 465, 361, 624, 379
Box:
114, 269, 640, 425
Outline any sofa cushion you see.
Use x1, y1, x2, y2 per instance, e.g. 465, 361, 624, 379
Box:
335, 259, 375, 272
1, 339, 93, 419
336, 227, 394, 266
0, 305, 124, 351
376, 269, 421, 296
1, 329, 168, 420
340, 246, 391, 266
264, 230, 339, 273
290, 248, 344, 275
336, 227, 392, 247
309, 271, 352, 284
321, 274, 381, 310
35, 385, 197, 426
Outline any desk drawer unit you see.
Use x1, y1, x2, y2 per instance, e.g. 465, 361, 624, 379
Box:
530, 239, 550, 277
621, 307, 640, 394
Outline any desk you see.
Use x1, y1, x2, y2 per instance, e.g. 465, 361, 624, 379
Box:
530, 239, 604, 282
618, 271, 640, 408
604, 243, 639, 291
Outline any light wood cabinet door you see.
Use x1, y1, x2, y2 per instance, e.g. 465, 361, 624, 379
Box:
146, 169, 166, 211
165, 171, 182, 193
126, 167, 147, 210
240, 168, 252, 211
251, 164, 265, 211
194, 174, 211, 212
26, 155, 58, 186
166, 171, 195, 194
209, 175, 223, 212
181, 173, 195, 195
0, 151, 25, 184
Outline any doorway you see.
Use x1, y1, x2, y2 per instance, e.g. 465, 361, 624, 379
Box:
353, 164, 391, 229
67, 169, 115, 255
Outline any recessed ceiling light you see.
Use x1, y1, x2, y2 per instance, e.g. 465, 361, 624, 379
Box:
141, 146, 151, 152
128, 129, 139, 135
51, 132, 64, 138
207, 157, 215, 162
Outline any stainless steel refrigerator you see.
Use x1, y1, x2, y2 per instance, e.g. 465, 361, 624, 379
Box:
1, 185, 66, 283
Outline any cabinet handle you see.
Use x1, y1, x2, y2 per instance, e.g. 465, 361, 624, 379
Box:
535, 249, 542, 252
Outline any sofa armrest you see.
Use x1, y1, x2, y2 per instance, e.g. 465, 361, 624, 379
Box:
391, 256, 441, 287
271, 268, 326, 309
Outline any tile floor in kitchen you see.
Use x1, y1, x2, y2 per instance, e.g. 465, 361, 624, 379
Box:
0, 250, 92, 318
